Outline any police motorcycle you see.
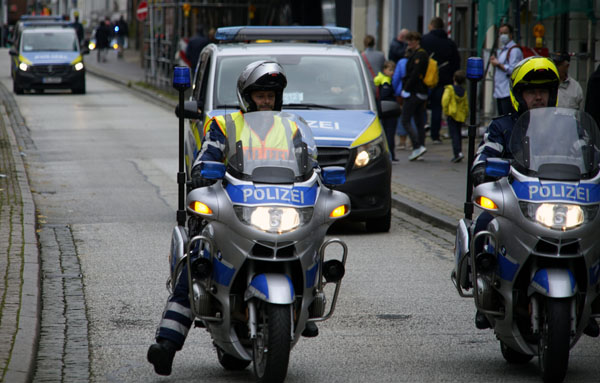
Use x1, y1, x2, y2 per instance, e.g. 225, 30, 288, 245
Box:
452, 106, 600, 383
169, 68, 350, 382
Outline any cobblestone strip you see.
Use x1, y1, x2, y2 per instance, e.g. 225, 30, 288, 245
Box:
33, 225, 90, 382
0, 86, 39, 383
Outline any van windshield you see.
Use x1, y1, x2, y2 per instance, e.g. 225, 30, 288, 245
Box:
21, 31, 78, 52
215, 55, 370, 110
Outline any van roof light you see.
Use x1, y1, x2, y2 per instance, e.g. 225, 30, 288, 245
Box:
215, 26, 352, 43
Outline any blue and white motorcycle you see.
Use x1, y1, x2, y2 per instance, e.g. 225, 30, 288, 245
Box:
169, 110, 350, 382
452, 107, 600, 383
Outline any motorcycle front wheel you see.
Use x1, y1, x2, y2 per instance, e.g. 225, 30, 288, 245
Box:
538, 297, 571, 383
253, 303, 291, 383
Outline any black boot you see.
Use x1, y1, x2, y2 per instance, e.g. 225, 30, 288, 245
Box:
302, 321, 319, 337
147, 339, 177, 376
584, 318, 600, 337
475, 310, 491, 329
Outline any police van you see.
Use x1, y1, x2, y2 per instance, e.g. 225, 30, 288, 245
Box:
10, 25, 88, 94
185, 26, 396, 232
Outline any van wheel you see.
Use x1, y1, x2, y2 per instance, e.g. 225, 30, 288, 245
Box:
13, 82, 23, 94
365, 209, 391, 233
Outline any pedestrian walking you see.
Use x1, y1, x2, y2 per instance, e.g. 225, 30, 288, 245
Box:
401, 31, 429, 161
95, 20, 111, 63
375, 60, 399, 161
116, 15, 129, 58
361, 35, 385, 78
388, 29, 408, 63
442, 70, 468, 163
185, 25, 210, 74
551, 52, 583, 110
489, 23, 523, 115
70, 13, 84, 46
421, 17, 460, 144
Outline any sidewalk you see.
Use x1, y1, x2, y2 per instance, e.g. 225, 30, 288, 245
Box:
85, 48, 469, 232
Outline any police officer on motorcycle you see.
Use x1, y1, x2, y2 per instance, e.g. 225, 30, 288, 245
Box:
147, 60, 317, 376
470, 56, 561, 328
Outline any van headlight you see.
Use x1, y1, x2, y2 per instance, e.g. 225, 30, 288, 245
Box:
74, 62, 84, 71
519, 202, 598, 230
354, 136, 384, 168
234, 206, 313, 233
19, 62, 28, 71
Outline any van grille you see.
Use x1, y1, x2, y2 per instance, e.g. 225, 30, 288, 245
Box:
317, 147, 350, 168
30, 64, 71, 76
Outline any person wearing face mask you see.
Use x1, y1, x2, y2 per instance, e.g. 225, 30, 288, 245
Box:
489, 24, 523, 115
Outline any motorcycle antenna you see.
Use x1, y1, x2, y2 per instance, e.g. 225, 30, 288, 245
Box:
173, 66, 191, 227
464, 57, 484, 220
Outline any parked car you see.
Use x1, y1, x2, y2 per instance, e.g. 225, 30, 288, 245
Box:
10, 26, 88, 94
184, 26, 397, 232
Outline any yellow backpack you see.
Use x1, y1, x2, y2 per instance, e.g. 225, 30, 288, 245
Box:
423, 53, 439, 89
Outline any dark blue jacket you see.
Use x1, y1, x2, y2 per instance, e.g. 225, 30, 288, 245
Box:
421, 29, 460, 87
473, 113, 519, 169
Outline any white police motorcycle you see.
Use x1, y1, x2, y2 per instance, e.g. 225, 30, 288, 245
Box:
452, 107, 600, 383
169, 106, 350, 382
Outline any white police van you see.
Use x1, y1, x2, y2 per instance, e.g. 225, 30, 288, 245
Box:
185, 26, 396, 232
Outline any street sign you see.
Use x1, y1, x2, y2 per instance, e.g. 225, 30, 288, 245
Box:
137, 1, 148, 22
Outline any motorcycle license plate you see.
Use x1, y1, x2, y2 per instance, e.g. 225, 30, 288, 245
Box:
42, 77, 62, 84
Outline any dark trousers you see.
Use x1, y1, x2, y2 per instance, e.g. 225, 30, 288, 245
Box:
447, 117, 463, 157
428, 85, 444, 140
382, 117, 397, 160
496, 97, 513, 116
402, 95, 427, 149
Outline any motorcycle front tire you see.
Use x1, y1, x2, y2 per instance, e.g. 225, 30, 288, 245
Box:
253, 303, 291, 383
538, 297, 570, 383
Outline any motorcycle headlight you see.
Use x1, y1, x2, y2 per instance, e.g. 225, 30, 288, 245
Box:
519, 202, 598, 230
19, 62, 28, 71
74, 62, 84, 71
234, 206, 313, 233
354, 136, 384, 168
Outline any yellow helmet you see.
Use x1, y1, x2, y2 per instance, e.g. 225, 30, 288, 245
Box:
509, 56, 559, 113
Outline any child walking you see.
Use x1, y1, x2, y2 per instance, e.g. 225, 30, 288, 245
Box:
375, 60, 399, 161
442, 70, 468, 162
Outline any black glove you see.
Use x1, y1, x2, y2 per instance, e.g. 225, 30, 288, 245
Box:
471, 164, 487, 187
191, 164, 216, 189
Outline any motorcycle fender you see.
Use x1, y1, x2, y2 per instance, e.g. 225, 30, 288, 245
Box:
244, 273, 295, 304
528, 268, 577, 298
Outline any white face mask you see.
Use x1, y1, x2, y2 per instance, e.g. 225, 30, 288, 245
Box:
499, 34, 510, 46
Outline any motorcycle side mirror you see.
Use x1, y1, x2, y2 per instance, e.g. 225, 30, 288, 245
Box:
8, 48, 17, 56
485, 158, 510, 178
321, 166, 346, 185
380, 100, 401, 119
200, 161, 226, 180
175, 100, 202, 119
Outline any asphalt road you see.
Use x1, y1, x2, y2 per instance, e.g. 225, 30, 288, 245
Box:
2, 49, 600, 382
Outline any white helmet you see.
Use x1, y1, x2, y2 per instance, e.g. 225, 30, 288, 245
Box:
237, 60, 287, 112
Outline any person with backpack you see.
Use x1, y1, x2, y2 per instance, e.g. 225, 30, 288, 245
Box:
401, 31, 429, 161
442, 70, 468, 163
421, 17, 461, 144
489, 23, 523, 115
362, 35, 385, 78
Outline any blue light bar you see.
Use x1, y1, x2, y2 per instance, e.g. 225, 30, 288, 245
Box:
467, 57, 484, 80
215, 26, 352, 43
173, 66, 190, 90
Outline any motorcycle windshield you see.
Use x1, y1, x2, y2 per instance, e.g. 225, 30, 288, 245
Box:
225, 111, 318, 182
509, 107, 600, 180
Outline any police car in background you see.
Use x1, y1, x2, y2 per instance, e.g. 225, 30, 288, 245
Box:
10, 25, 88, 94
184, 26, 397, 232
